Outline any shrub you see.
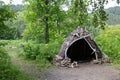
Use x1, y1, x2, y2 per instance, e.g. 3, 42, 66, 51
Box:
36, 41, 61, 61
22, 40, 62, 67
0, 42, 17, 80
22, 42, 40, 60
0, 41, 30, 80
95, 27, 120, 64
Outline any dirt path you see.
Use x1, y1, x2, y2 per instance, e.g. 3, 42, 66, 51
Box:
43, 63, 120, 80
11, 57, 120, 80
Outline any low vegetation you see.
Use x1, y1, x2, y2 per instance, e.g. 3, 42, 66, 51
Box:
96, 25, 120, 64
0, 41, 31, 80
14, 39, 62, 67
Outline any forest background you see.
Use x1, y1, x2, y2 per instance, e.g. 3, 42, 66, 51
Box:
0, 0, 120, 80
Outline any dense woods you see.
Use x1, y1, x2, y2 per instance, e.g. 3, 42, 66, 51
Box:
0, 0, 120, 80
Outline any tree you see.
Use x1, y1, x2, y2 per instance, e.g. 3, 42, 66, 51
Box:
68, 0, 108, 30
23, 0, 65, 43
71, 0, 88, 28
0, 1, 15, 39
50, 0, 66, 34
22, 0, 120, 43
23, 0, 51, 43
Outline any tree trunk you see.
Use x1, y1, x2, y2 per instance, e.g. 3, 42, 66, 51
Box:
45, 0, 49, 43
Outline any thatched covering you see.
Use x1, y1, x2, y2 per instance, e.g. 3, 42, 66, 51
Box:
55, 27, 103, 62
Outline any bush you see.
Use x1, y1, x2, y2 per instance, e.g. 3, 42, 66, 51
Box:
0, 44, 17, 80
0, 41, 30, 80
95, 26, 120, 64
22, 40, 62, 67
0, 40, 9, 46
36, 41, 61, 61
23, 42, 40, 60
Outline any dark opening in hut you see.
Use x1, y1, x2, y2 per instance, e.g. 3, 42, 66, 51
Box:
65, 37, 96, 61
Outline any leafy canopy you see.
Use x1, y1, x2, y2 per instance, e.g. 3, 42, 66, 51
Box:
0, 1, 15, 39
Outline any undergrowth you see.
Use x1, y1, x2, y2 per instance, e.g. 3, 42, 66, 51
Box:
21, 40, 62, 67
95, 25, 120, 64
0, 40, 32, 80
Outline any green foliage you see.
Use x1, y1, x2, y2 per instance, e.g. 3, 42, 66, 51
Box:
0, 1, 16, 40
71, 0, 88, 27
0, 40, 9, 46
92, 0, 108, 29
22, 42, 40, 60
22, 21, 45, 42
0, 41, 30, 80
5, 12, 26, 39
22, 40, 62, 67
0, 1, 14, 23
95, 26, 120, 64
37, 41, 61, 61
22, 0, 68, 43
22, 0, 110, 43
0, 27, 17, 40
68, 0, 108, 30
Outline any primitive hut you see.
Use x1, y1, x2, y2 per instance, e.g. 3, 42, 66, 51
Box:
55, 27, 104, 62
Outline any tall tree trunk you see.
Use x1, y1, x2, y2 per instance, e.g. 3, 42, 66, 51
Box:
45, 0, 49, 43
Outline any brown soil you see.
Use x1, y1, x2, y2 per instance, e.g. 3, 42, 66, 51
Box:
43, 63, 120, 80
11, 58, 120, 80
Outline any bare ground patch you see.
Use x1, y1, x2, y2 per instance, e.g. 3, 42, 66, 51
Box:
43, 63, 120, 80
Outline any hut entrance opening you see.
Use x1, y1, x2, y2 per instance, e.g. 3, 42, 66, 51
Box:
66, 38, 96, 62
